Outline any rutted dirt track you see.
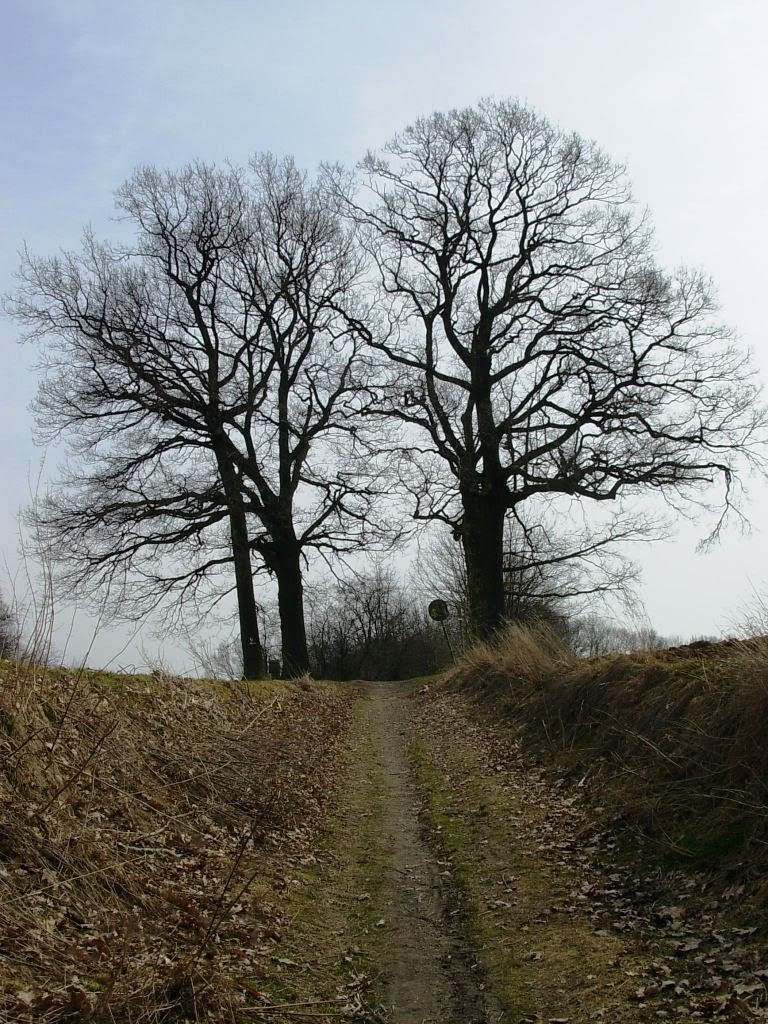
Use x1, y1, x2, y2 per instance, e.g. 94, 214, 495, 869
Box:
5, 669, 767, 1021
360, 682, 501, 1023
348, 679, 640, 1023
331, 681, 768, 1023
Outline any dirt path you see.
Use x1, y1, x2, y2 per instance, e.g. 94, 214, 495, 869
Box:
409, 683, 650, 1022
259, 680, 765, 1022
360, 681, 500, 1024
348, 681, 646, 1022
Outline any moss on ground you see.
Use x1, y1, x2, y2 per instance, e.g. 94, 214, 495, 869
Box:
244, 692, 391, 1021
411, 700, 648, 1022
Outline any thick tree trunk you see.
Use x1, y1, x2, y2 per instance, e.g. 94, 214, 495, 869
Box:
273, 543, 310, 678
460, 490, 507, 640
214, 448, 264, 679
228, 501, 265, 679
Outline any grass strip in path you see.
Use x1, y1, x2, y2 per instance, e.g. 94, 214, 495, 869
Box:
411, 684, 656, 1023
260, 689, 392, 1023
358, 681, 501, 1024
285, 680, 502, 1024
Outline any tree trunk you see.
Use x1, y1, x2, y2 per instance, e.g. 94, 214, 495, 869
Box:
214, 448, 264, 680
460, 490, 507, 640
273, 543, 310, 678
228, 501, 265, 679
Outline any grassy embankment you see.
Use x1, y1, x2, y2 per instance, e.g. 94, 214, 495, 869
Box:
409, 625, 768, 1018
454, 625, 768, 876
0, 658, 376, 1023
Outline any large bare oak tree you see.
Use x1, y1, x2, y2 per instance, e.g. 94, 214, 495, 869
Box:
12, 157, 381, 676
340, 99, 767, 637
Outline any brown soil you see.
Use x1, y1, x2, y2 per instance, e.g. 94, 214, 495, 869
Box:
410, 682, 768, 1022
335, 679, 768, 1022
359, 681, 501, 1023
351, 680, 647, 1022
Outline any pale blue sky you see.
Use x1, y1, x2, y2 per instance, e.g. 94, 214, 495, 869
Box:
2, 0, 768, 666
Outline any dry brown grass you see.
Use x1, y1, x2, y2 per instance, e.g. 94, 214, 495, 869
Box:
452, 626, 768, 879
0, 660, 351, 1022
456, 620, 575, 685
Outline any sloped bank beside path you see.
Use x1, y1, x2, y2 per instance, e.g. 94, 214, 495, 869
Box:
314, 678, 768, 1022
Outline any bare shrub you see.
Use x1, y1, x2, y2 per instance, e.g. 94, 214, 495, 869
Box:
306, 566, 451, 679
0, 592, 19, 659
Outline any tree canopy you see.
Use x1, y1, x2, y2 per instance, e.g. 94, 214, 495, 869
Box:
12, 157, 388, 676
336, 98, 767, 635
10, 99, 767, 657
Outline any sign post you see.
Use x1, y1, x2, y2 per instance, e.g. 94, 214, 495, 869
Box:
428, 599, 456, 664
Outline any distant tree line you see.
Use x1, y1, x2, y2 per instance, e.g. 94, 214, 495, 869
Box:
9, 99, 766, 676
187, 550, 695, 682
565, 614, 684, 658
305, 566, 451, 680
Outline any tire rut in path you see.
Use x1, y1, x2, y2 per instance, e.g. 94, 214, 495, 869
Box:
361, 681, 500, 1024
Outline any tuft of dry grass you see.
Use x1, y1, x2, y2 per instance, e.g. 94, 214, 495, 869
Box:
455, 621, 575, 685
0, 659, 351, 1022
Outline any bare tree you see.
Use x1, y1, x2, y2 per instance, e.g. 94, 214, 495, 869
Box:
11, 157, 385, 677
188, 634, 245, 681
338, 99, 767, 638
306, 565, 449, 679
567, 613, 683, 657
501, 504, 649, 621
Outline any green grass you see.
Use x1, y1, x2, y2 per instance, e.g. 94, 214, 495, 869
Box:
240, 694, 393, 1017
409, 704, 649, 1022
410, 737, 540, 1018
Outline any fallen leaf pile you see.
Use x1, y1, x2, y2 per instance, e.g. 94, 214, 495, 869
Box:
0, 664, 351, 1021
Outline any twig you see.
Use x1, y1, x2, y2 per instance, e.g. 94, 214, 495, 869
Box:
1, 725, 45, 763
598, 710, 684, 769
5, 849, 156, 903
34, 721, 118, 816
184, 821, 258, 966
246, 1014, 342, 1020
246, 999, 345, 1011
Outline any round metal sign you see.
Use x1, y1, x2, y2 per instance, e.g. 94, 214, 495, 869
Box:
428, 599, 450, 622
